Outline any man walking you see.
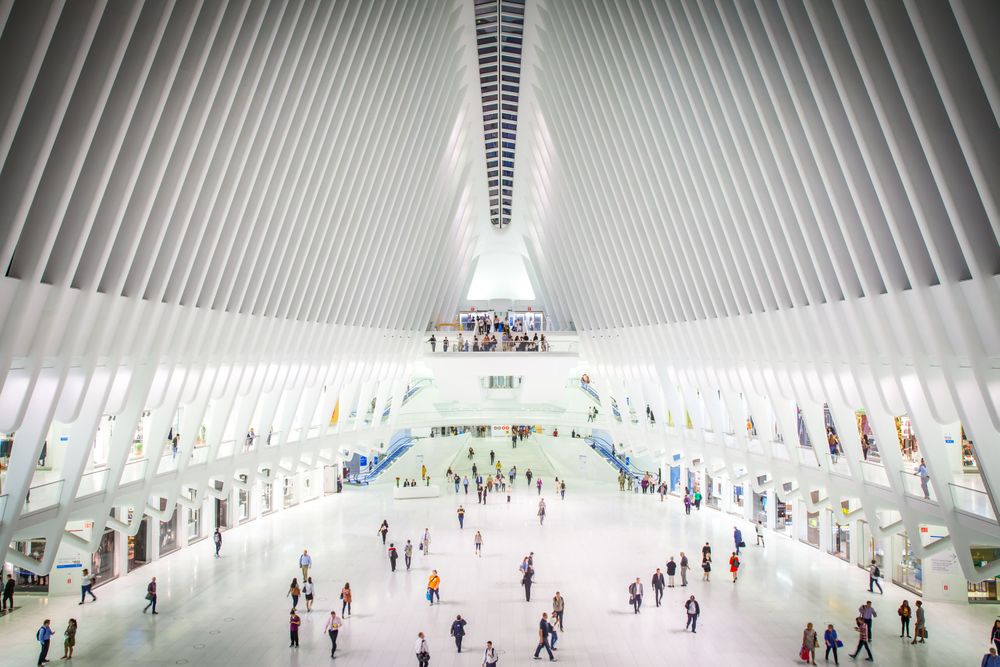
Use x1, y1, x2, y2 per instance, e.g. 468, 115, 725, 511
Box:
78, 569, 97, 605
666, 557, 677, 588
552, 592, 565, 630
213, 529, 222, 557
143, 577, 158, 614
388, 543, 399, 571
323, 611, 342, 658
533, 612, 555, 661
679, 552, 690, 586
484, 640, 499, 666
299, 550, 312, 580
2, 573, 14, 611
457, 505, 465, 529
734, 526, 743, 556
755, 520, 765, 547
36, 618, 53, 665
428, 570, 441, 605
859, 601, 877, 641
685, 595, 700, 633
404, 540, 413, 570
450, 614, 467, 652
868, 560, 882, 594
629, 577, 643, 614
415, 631, 430, 667
652, 568, 665, 606
490, 450, 495, 465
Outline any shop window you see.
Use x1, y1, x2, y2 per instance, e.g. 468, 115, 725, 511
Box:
186, 490, 201, 540
127, 511, 149, 573
776, 497, 793, 535
829, 502, 851, 562
283, 477, 296, 508
261, 481, 274, 513
969, 548, 1000, 602
895, 414, 920, 465
855, 409, 881, 463
892, 533, 922, 594
158, 498, 179, 556
92, 525, 117, 585
804, 510, 821, 548
11, 539, 49, 592
959, 425, 977, 471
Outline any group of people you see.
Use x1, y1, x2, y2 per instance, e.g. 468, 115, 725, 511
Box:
426, 332, 549, 353
800, 597, 928, 664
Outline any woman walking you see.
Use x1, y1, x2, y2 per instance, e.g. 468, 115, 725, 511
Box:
729, 552, 740, 582
289, 609, 301, 648
898, 600, 912, 638
537, 498, 546, 525
702, 555, 712, 581
823, 624, 840, 665
340, 582, 352, 617
61, 618, 77, 660
378, 520, 389, 544
303, 577, 315, 612
802, 622, 818, 665
287, 578, 300, 610
421, 528, 431, 555
474, 531, 483, 557
522, 566, 533, 601
991, 619, 1000, 653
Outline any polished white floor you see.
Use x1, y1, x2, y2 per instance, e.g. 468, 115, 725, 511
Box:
1, 436, 992, 666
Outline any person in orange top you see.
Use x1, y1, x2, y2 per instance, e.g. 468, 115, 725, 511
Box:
729, 553, 740, 582
427, 570, 441, 605
340, 582, 352, 617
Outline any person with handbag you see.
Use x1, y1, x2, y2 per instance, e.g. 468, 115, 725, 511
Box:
340, 582, 352, 616
734, 526, 744, 555
801, 622, 818, 664
702, 555, 712, 582
628, 577, 643, 614
288, 579, 300, 610
427, 570, 441, 605
868, 560, 883, 594
142, 577, 158, 614
288, 609, 301, 648
521, 567, 534, 601
911, 600, 926, 644
823, 624, 841, 665
415, 631, 430, 666
729, 553, 740, 582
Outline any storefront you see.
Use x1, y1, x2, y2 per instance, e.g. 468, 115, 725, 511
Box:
855, 409, 881, 463
753, 490, 768, 524
960, 426, 978, 472
507, 309, 544, 332
131, 411, 151, 459
459, 310, 495, 331
283, 476, 296, 508
829, 508, 851, 562
803, 509, 821, 549
261, 481, 274, 514
730, 482, 745, 515
669, 464, 681, 493
186, 491, 202, 542
704, 474, 721, 510
776, 498, 794, 536
127, 516, 149, 572
968, 548, 1000, 602
892, 533, 923, 594
158, 499, 179, 556
10, 540, 49, 592
895, 414, 920, 465
215, 496, 230, 531
92, 527, 117, 586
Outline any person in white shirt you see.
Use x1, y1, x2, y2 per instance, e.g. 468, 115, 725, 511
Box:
79, 569, 97, 605
755, 520, 765, 547
302, 578, 315, 612
415, 632, 430, 667
483, 640, 499, 666
323, 611, 342, 658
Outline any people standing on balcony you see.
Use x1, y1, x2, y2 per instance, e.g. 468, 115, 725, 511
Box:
442, 337, 449, 352
428, 334, 436, 352
916, 459, 931, 499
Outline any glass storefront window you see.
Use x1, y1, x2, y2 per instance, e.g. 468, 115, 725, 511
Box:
776, 499, 793, 535
92, 528, 116, 585
261, 482, 273, 513
158, 499, 178, 556
11, 540, 49, 592
829, 509, 850, 562
804, 510, 821, 548
187, 491, 201, 540
128, 515, 148, 572
855, 409, 881, 464
960, 426, 978, 471
283, 477, 296, 508
892, 533, 922, 594
969, 548, 1000, 602
895, 414, 920, 465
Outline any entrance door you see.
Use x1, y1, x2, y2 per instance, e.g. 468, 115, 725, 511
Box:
215, 497, 229, 530
128, 518, 148, 572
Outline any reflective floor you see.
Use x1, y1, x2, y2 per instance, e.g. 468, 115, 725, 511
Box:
1, 436, 992, 666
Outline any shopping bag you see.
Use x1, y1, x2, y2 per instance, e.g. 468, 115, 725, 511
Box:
799, 646, 810, 661
426, 588, 432, 601
836, 640, 844, 648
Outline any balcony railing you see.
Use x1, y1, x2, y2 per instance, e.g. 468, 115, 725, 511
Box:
949, 481, 996, 521
23, 479, 64, 514
120, 459, 148, 486
859, 460, 890, 487
825, 452, 851, 477
75, 468, 109, 499
898, 470, 937, 502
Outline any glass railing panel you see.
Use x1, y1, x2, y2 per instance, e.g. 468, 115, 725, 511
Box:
949, 482, 996, 521
189, 447, 209, 465
798, 447, 819, 466
747, 437, 765, 455
825, 453, 852, 477
120, 459, 147, 486
75, 468, 109, 499
217, 439, 235, 459
24, 479, 64, 513
859, 460, 890, 487
156, 454, 177, 475
898, 470, 936, 502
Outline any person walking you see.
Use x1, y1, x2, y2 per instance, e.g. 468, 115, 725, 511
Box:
868, 560, 883, 594
858, 601, 877, 641
629, 577, 643, 614
552, 592, 565, 630
415, 632, 430, 667
303, 577, 315, 612
533, 612, 555, 661
802, 622, 819, 665
484, 640, 499, 666
36, 619, 54, 666
522, 567, 533, 601
289, 609, 301, 648
402, 539, 413, 570
824, 624, 840, 665
666, 557, 677, 588
60, 618, 77, 660
428, 570, 441, 605
388, 543, 399, 571
78, 568, 97, 605
984, 648, 1000, 667
536, 477, 542, 495
288, 578, 301, 610
450, 615, 468, 652
428, 334, 436, 352
143, 577, 158, 614
652, 568, 665, 606
683, 493, 692, 514
537, 499, 546, 525
457, 506, 466, 529
702, 555, 712, 581
898, 600, 911, 638
340, 582, 352, 616
679, 552, 690, 586
992, 619, 1000, 653
911, 600, 926, 644
849, 616, 873, 661
694, 490, 702, 509
474, 531, 483, 557
755, 520, 765, 547
2, 573, 14, 611
729, 552, 740, 582
734, 526, 744, 556
549, 610, 560, 651
324, 611, 342, 658
702, 542, 712, 562
213, 528, 222, 557
490, 450, 495, 465
378, 520, 389, 544
464, 476, 470, 494
422, 528, 431, 555
685, 595, 700, 633
299, 550, 312, 580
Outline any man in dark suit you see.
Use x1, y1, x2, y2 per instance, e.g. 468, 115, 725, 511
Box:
652, 568, 665, 606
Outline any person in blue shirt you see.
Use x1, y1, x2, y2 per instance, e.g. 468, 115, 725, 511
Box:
983, 647, 1000, 667
450, 615, 467, 652
36, 619, 54, 666
734, 526, 743, 555
824, 624, 840, 664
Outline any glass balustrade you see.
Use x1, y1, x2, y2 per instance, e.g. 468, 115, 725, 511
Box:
217, 439, 235, 459
75, 468, 109, 499
825, 453, 851, 477
23, 479, 64, 514
190, 447, 209, 465
859, 460, 890, 487
949, 481, 997, 521
120, 459, 148, 486
898, 470, 937, 502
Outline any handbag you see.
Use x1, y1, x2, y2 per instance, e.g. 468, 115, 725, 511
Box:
426, 588, 432, 601
800, 646, 811, 661
628, 595, 635, 605
145, 593, 154, 600
836, 639, 843, 648
922, 627, 928, 639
